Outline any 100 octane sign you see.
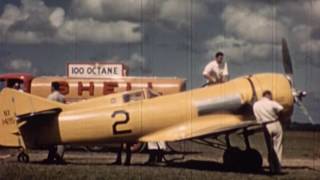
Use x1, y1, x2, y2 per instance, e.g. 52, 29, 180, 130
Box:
68, 63, 124, 78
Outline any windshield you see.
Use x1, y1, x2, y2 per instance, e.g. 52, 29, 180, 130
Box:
147, 89, 160, 99
123, 91, 145, 103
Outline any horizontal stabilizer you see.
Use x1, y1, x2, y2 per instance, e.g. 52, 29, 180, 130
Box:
17, 108, 62, 123
1, 88, 64, 117
0, 88, 64, 147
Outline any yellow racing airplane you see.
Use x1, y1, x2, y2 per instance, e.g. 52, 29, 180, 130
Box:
0, 39, 312, 171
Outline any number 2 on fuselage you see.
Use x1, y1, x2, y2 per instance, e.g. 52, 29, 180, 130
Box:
112, 110, 132, 135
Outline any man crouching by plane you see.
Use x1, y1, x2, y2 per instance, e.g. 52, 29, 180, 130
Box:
202, 51, 229, 86
42, 82, 66, 164
253, 90, 284, 174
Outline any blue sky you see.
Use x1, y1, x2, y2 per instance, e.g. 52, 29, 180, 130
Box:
0, 0, 319, 123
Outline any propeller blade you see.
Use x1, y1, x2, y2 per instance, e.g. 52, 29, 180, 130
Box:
281, 38, 294, 76
296, 99, 315, 125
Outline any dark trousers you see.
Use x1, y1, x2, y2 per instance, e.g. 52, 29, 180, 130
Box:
47, 145, 65, 162
115, 143, 132, 165
146, 150, 164, 164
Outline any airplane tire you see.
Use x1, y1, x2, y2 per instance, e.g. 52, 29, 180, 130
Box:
223, 147, 242, 169
241, 149, 263, 172
17, 152, 29, 163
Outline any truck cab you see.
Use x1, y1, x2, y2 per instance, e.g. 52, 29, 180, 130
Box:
0, 73, 33, 92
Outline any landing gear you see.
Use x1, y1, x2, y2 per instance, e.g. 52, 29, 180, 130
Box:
222, 133, 262, 172
223, 147, 242, 169
17, 151, 29, 163
243, 148, 263, 171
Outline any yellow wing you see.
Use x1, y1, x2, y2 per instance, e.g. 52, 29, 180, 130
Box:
139, 114, 256, 142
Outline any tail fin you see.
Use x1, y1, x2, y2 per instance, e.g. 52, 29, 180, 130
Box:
0, 88, 64, 147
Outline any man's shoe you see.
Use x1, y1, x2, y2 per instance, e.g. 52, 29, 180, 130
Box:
56, 159, 66, 165
41, 159, 55, 164
144, 160, 156, 166
111, 161, 122, 165
270, 169, 283, 175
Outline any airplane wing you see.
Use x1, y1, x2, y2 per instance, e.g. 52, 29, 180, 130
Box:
139, 114, 258, 142
140, 92, 258, 142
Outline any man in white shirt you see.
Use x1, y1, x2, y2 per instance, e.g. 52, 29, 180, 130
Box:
48, 82, 66, 103
13, 82, 24, 92
202, 51, 229, 85
44, 82, 66, 164
253, 90, 284, 174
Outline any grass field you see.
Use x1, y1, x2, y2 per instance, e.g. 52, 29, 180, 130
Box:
0, 131, 319, 180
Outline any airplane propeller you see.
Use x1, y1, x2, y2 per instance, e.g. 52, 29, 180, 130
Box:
281, 38, 315, 125
281, 38, 294, 78
295, 100, 315, 125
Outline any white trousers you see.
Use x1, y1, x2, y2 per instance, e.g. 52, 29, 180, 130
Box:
266, 121, 283, 162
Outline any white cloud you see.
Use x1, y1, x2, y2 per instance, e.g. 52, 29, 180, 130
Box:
72, 0, 208, 28
0, 0, 210, 44
300, 40, 320, 54
5, 59, 32, 71
49, 7, 65, 28
127, 53, 146, 70
291, 25, 320, 53
206, 35, 275, 62
71, 0, 153, 21
292, 25, 312, 43
0, 0, 142, 44
159, 0, 208, 27
222, 5, 288, 43
7, 31, 44, 44
57, 19, 141, 43
284, 2, 320, 54
204, 2, 291, 63
101, 53, 148, 72
305, 0, 320, 20
3, 58, 39, 74
0, 4, 27, 33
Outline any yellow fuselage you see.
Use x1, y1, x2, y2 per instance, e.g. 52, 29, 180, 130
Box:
18, 73, 293, 148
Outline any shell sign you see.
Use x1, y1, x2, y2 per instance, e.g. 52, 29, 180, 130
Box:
67, 63, 127, 78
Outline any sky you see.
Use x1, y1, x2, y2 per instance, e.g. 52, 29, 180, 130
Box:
0, 0, 319, 123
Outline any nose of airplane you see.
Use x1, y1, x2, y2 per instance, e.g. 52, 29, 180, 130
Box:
249, 73, 294, 127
